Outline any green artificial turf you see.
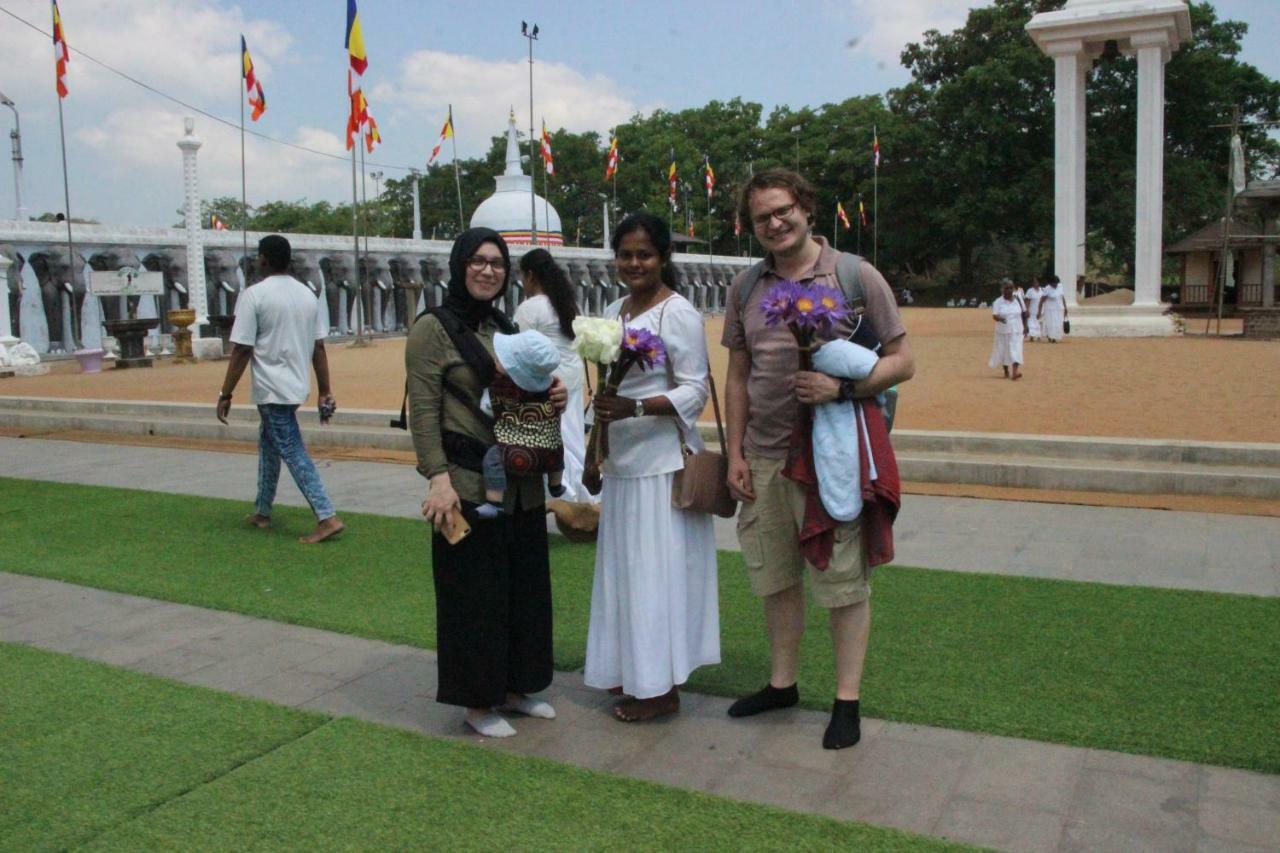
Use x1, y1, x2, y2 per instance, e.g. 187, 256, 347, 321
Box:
3, 644, 961, 852
3, 476, 1278, 773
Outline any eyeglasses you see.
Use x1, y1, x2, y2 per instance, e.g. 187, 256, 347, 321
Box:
467, 256, 507, 273
751, 203, 798, 227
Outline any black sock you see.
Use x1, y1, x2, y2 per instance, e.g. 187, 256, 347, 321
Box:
548, 482, 566, 498
727, 683, 799, 718
823, 699, 861, 750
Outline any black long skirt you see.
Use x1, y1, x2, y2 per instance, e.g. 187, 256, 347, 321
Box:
431, 501, 554, 708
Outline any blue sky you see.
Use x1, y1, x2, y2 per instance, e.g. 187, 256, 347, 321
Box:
0, 0, 1274, 226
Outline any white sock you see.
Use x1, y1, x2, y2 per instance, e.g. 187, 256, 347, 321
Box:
501, 696, 556, 720
466, 712, 516, 738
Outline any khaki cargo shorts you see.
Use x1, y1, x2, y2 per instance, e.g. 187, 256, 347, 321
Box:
736, 453, 870, 609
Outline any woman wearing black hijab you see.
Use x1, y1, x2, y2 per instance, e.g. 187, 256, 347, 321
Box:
406, 227, 563, 738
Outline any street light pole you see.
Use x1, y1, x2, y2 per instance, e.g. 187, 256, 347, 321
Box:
0, 92, 25, 221
521, 21, 540, 246
790, 124, 802, 172
370, 170, 383, 236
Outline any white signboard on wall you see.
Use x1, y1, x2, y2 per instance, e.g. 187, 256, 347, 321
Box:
90, 267, 164, 296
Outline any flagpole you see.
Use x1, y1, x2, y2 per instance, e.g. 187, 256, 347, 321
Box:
523, 22, 539, 246
705, 157, 712, 265
55, 91, 78, 350
857, 195, 863, 256
873, 124, 879, 269
541, 120, 550, 243
449, 105, 463, 232
349, 145, 366, 347
833, 206, 839, 251
239, 60, 248, 272
359, 140, 372, 335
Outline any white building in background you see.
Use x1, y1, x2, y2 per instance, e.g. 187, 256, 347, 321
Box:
470, 110, 563, 247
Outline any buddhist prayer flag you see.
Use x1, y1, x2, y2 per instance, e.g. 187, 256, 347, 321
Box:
704, 157, 715, 198
345, 74, 368, 151
210, 213, 227, 231
858, 197, 868, 227
345, 0, 367, 76
52, 0, 69, 98
837, 201, 851, 230
603, 133, 619, 181
687, 219, 695, 238
668, 151, 677, 208
242, 36, 266, 121
734, 211, 742, 236
427, 108, 453, 166
344, 0, 369, 150
540, 119, 554, 175
873, 126, 880, 168
364, 114, 381, 152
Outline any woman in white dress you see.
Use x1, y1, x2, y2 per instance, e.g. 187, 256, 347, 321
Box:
514, 249, 593, 502
989, 279, 1024, 380
1039, 275, 1067, 342
584, 212, 719, 722
1025, 279, 1043, 340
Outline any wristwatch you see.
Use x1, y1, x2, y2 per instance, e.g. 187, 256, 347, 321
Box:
633, 398, 645, 418
837, 379, 857, 402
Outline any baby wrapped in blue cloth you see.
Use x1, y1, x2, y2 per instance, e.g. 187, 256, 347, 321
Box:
810, 339, 882, 522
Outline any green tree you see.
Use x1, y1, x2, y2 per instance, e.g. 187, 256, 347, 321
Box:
888, 0, 1280, 288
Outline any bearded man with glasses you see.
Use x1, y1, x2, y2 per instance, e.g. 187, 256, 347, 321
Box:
721, 169, 915, 749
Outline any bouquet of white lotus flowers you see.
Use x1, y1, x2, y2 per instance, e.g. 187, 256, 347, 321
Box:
572, 316, 623, 365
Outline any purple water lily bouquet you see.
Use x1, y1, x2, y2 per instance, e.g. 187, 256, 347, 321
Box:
572, 317, 668, 479
761, 280, 851, 370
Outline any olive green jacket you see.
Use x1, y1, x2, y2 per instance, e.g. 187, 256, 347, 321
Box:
404, 313, 544, 510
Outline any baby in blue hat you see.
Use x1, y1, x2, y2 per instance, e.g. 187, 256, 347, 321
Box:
477, 330, 566, 519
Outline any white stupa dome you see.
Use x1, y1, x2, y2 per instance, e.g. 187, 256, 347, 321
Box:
470, 109, 563, 246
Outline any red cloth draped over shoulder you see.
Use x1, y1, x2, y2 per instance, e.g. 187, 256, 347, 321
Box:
782, 400, 900, 571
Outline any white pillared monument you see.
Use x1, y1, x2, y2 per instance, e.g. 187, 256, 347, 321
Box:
176, 116, 222, 358
1027, 0, 1192, 335
470, 110, 563, 246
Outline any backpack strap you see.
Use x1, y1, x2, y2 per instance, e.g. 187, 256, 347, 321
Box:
736, 251, 866, 313
391, 307, 496, 430
733, 260, 768, 315
834, 252, 866, 307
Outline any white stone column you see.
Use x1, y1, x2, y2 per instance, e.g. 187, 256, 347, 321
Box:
1072, 53, 1089, 307
177, 117, 209, 326
1049, 42, 1086, 301
411, 171, 423, 241
1133, 32, 1170, 307
0, 253, 17, 345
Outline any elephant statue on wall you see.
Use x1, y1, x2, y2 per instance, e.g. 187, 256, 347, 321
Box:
3, 250, 21, 339
141, 251, 189, 332
86, 248, 143, 323
389, 256, 424, 330
27, 247, 86, 352
204, 251, 243, 319
319, 255, 354, 334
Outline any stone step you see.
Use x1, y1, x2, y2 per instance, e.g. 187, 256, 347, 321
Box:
890, 429, 1280, 468
2, 397, 1278, 499
899, 450, 1280, 500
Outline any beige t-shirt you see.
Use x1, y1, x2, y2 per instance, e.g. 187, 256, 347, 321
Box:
721, 237, 906, 459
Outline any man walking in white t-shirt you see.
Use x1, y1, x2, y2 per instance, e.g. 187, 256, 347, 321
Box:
216, 235, 344, 543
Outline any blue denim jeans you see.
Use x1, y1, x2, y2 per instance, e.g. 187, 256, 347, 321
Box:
255, 404, 335, 521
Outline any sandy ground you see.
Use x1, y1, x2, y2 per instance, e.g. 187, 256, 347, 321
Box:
6, 308, 1277, 444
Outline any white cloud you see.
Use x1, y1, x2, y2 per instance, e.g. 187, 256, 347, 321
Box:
373, 50, 652, 161
75, 108, 348, 208
847, 0, 990, 64
0, 0, 289, 104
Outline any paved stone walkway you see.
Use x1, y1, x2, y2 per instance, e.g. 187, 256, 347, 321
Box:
2, 436, 1277, 596
4, 572, 1276, 853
